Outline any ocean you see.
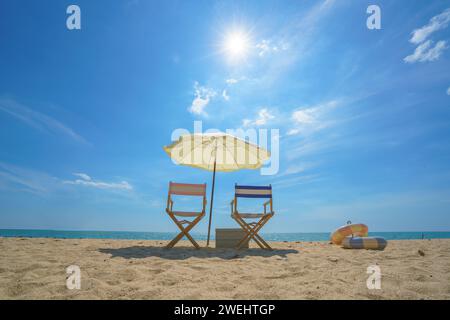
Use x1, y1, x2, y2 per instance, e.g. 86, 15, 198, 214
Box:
1, 229, 450, 241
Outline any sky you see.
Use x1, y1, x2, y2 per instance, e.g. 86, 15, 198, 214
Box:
1, 0, 450, 233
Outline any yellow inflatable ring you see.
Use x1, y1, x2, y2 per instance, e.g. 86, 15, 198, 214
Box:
330, 223, 368, 245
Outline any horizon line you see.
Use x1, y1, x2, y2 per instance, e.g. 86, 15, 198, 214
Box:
1, 228, 450, 234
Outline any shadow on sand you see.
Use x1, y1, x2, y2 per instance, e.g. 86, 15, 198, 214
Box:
98, 246, 298, 260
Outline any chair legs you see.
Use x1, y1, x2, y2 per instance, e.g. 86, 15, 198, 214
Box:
233, 215, 266, 249
233, 214, 273, 250
166, 212, 204, 249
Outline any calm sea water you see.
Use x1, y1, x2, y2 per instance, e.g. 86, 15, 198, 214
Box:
1, 229, 450, 241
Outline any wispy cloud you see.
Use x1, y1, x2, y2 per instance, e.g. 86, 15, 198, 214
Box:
272, 173, 323, 190
447, 86, 450, 95
287, 100, 339, 136
63, 173, 133, 191
266, 161, 322, 190
0, 98, 88, 144
245, 0, 337, 87
278, 162, 319, 177
285, 139, 334, 161
188, 82, 216, 116
0, 162, 57, 194
226, 78, 239, 85
284, 95, 439, 164
225, 76, 248, 85
0, 163, 134, 194
73, 172, 92, 181
255, 39, 289, 57
409, 8, 450, 44
404, 40, 447, 63
242, 108, 275, 127
222, 89, 230, 101
281, 95, 380, 167
291, 109, 315, 124
404, 8, 450, 63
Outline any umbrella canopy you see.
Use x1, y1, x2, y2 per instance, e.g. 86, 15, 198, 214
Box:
163, 132, 270, 246
163, 132, 270, 171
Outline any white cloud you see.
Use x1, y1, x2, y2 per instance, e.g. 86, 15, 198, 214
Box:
405, 9, 450, 63
222, 89, 230, 101
64, 173, 133, 191
0, 98, 88, 144
231, 0, 336, 89
226, 77, 248, 85
188, 82, 216, 116
73, 172, 92, 181
242, 108, 275, 127
256, 40, 272, 56
404, 40, 447, 63
410, 8, 450, 44
287, 128, 301, 136
447, 86, 450, 95
226, 78, 239, 84
0, 163, 134, 197
292, 109, 315, 124
256, 39, 289, 56
288, 100, 338, 135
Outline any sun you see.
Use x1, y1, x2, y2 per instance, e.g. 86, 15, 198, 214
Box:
223, 30, 250, 60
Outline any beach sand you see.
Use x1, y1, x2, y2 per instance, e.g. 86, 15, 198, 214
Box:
0, 237, 449, 299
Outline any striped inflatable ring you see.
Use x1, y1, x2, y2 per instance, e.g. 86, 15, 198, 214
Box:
330, 223, 368, 245
342, 236, 387, 250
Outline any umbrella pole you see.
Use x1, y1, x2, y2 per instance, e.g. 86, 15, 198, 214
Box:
206, 160, 217, 247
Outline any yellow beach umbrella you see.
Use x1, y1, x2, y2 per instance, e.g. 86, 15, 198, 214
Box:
163, 132, 270, 246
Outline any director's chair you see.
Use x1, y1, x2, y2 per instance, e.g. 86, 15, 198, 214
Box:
230, 184, 274, 250
165, 181, 207, 249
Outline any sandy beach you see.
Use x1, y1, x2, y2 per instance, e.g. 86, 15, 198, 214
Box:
0, 237, 449, 299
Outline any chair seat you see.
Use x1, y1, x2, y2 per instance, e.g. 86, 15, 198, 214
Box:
233, 212, 271, 219
171, 211, 203, 217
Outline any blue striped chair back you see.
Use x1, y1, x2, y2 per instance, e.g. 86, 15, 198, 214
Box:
235, 184, 272, 198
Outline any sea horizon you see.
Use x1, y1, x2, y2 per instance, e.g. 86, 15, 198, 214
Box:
1, 228, 450, 242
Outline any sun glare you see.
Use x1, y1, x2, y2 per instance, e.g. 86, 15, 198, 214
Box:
223, 30, 250, 60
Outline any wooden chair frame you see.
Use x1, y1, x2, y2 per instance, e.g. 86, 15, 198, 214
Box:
230, 184, 274, 250
165, 182, 207, 249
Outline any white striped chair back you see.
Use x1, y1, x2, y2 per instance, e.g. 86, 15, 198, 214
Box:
235, 184, 272, 198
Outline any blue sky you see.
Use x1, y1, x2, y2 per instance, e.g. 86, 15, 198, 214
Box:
1, 0, 450, 233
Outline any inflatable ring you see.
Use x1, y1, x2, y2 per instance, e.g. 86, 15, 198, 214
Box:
330, 223, 368, 245
342, 236, 387, 250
